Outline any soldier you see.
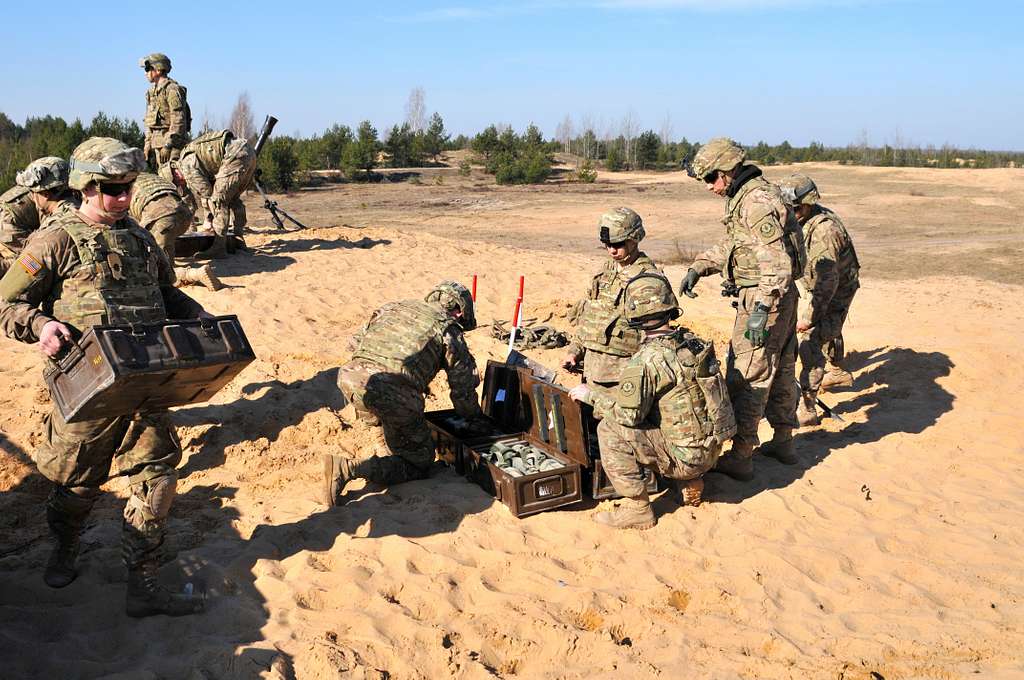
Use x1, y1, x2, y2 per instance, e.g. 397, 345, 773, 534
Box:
175, 129, 258, 259
0, 137, 209, 617
323, 281, 483, 506
679, 138, 804, 480
561, 208, 664, 406
778, 173, 860, 425
569, 274, 735, 528
139, 52, 190, 170
1, 157, 76, 275
129, 171, 222, 290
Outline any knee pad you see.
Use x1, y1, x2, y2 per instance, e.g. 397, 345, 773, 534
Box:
125, 474, 177, 528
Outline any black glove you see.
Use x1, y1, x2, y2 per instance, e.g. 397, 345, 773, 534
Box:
679, 269, 701, 299
744, 302, 771, 348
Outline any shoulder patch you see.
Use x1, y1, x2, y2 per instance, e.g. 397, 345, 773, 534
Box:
16, 252, 43, 277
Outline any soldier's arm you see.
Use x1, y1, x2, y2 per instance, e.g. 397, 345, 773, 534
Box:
594, 358, 661, 427
442, 326, 483, 417
803, 227, 842, 326
689, 238, 730, 277
165, 85, 189, 148
0, 230, 73, 343
742, 192, 793, 307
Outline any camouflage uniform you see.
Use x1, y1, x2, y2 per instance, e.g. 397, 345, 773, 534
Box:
129, 172, 193, 260
0, 137, 204, 616
590, 329, 731, 496
567, 208, 663, 403
335, 290, 481, 486
0, 157, 76, 275
686, 139, 803, 464
178, 131, 257, 239
141, 54, 190, 168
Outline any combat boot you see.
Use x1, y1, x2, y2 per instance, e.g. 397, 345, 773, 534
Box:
671, 477, 705, 507
713, 441, 755, 481
173, 265, 224, 290
43, 488, 96, 588
193, 235, 228, 260
797, 392, 820, 427
126, 559, 205, 618
322, 453, 358, 507
593, 492, 656, 530
759, 428, 798, 465
820, 367, 854, 391
44, 521, 81, 589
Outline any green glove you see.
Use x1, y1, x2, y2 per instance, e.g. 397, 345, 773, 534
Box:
680, 269, 701, 299
744, 302, 771, 347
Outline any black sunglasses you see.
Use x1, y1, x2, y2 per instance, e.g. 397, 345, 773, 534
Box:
702, 171, 719, 184
98, 182, 132, 197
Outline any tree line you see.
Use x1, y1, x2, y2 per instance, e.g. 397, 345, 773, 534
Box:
3, 103, 1023, 194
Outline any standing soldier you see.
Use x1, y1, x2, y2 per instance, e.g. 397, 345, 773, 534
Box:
1, 157, 76, 275
323, 281, 483, 506
175, 129, 257, 259
562, 208, 664, 405
0, 137, 209, 617
570, 274, 735, 528
129, 171, 222, 290
140, 52, 190, 170
778, 173, 860, 425
679, 138, 804, 480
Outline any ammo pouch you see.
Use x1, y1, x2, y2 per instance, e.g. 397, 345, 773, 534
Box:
693, 342, 737, 444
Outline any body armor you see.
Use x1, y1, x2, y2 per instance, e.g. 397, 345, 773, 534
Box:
184, 130, 233, 176
130, 173, 181, 219
575, 255, 660, 356
352, 300, 455, 392
724, 176, 804, 288
49, 214, 167, 331
803, 206, 860, 289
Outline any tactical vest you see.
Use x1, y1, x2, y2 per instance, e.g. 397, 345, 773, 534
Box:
803, 206, 860, 286
575, 255, 660, 356
0, 185, 40, 231
130, 173, 181, 219
185, 130, 233, 176
724, 177, 804, 288
352, 300, 453, 392
144, 79, 191, 133
49, 214, 167, 331
647, 331, 737, 457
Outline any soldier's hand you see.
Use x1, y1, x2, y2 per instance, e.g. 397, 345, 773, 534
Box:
561, 352, 581, 371
744, 302, 771, 348
569, 384, 593, 404
680, 268, 701, 299
796, 319, 812, 333
39, 321, 73, 358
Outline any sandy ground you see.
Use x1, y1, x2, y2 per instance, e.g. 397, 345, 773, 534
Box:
1, 164, 1023, 679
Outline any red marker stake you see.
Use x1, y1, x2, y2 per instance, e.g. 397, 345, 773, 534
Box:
471, 274, 477, 301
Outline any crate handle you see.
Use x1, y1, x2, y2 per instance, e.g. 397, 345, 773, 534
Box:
47, 341, 86, 375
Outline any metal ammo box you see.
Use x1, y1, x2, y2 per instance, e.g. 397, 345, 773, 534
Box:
44, 316, 255, 423
428, 360, 584, 518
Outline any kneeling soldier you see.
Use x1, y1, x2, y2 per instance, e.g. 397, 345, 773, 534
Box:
0, 138, 209, 617
1, 157, 76, 276
323, 281, 482, 505
570, 274, 736, 529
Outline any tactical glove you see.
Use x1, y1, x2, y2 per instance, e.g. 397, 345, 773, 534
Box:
744, 302, 771, 348
680, 269, 701, 299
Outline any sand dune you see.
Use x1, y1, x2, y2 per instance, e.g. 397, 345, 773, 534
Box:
2, 170, 1023, 679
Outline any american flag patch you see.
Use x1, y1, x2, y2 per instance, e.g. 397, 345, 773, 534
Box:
17, 252, 43, 277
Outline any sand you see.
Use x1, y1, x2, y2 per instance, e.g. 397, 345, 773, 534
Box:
1, 164, 1023, 679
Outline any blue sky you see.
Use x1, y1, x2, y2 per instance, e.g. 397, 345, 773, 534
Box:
1, 0, 1021, 150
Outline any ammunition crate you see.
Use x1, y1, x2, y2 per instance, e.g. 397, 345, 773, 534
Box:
44, 316, 255, 423
425, 409, 511, 472
462, 435, 582, 518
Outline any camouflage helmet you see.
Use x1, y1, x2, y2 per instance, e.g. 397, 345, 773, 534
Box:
622, 272, 680, 329
688, 137, 746, 180
15, 156, 69, 193
599, 207, 645, 244
425, 280, 477, 331
68, 137, 146, 190
777, 173, 820, 206
139, 53, 172, 73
